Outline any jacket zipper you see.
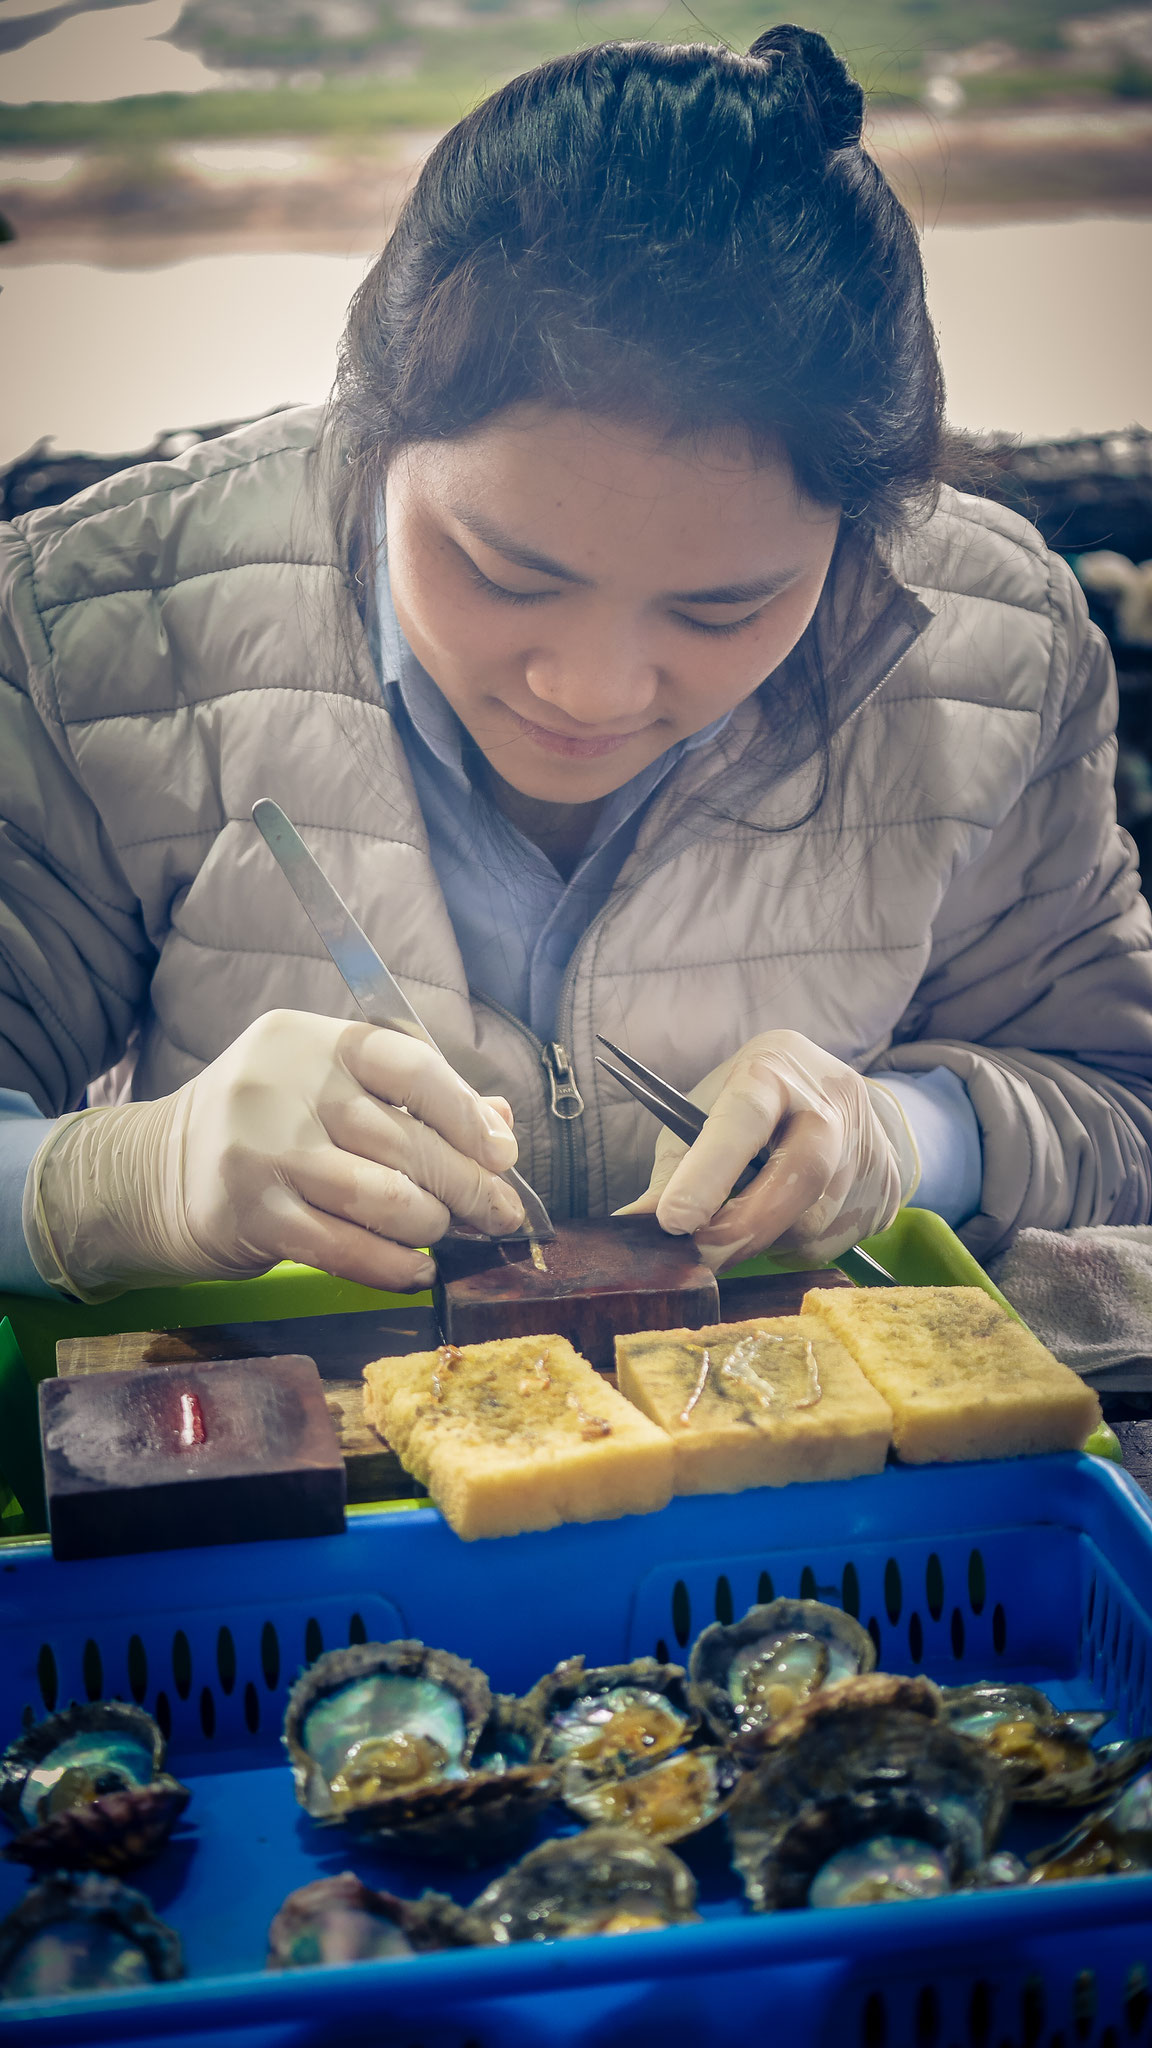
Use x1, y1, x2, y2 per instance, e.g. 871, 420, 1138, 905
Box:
470, 992, 587, 1216
839, 621, 921, 730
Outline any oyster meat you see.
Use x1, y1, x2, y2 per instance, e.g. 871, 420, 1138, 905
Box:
266, 1872, 486, 1969
0, 1702, 190, 1874
470, 1827, 700, 1941
561, 1746, 739, 1845
726, 1673, 1005, 1910
0, 1872, 182, 2000
525, 1656, 697, 1776
689, 1599, 875, 1752
939, 1682, 1152, 1805
284, 1643, 553, 1864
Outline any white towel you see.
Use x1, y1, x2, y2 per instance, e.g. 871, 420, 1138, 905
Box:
989, 1226, 1152, 1384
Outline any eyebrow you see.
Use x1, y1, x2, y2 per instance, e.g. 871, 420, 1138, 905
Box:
451, 506, 592, 585
452, 505, 800, 607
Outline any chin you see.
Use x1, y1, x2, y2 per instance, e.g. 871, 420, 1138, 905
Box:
515, 750, 646, 801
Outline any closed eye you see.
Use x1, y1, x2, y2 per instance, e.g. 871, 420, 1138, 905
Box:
467, 563, 557, 606
673, 606, 768, 638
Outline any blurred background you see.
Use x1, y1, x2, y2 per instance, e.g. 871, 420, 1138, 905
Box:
0, 0, 1150, 868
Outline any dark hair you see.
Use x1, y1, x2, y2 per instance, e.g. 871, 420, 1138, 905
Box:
330, 26, 943, 549
324, 27, 946, 821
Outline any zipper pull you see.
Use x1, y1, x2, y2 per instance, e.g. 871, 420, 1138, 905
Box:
542, 1042, 585, 1121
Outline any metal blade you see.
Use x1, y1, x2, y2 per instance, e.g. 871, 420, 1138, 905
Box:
252, 798, 555, 1242
252, 799, 436, 1047
834, 1245, 898, 1288
596, 1035, 708, 1131
594, 1056, 705, 1150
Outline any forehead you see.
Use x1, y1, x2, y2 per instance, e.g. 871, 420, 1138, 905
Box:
390, 405, 827, 556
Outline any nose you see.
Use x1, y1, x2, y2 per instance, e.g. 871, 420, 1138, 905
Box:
523, 622, 660, 727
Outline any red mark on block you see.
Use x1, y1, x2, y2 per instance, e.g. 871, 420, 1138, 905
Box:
178, 1392, 205, 1449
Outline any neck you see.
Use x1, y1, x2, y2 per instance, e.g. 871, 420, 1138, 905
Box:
477, 758, 604, 882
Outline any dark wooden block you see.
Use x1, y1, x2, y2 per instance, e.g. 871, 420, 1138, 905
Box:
433, 1215, 720, 1370
718, 1268, 855, 1321
39, 1356, 346, 1561
55, 1306, 437, 1504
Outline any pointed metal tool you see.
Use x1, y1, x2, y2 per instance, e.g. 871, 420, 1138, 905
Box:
596, 1034, 896, 1286
253, 798, 555, 1242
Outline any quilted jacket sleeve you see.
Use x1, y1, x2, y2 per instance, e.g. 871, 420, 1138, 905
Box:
873, 549, 1152, 1258
0, 519, 154, 1113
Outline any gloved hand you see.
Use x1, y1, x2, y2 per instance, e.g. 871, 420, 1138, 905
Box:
22, 1010, 525, 1303
619, 1029, 920, 1267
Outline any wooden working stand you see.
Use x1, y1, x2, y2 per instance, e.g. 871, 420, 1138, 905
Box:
56, 1246, 852, 1504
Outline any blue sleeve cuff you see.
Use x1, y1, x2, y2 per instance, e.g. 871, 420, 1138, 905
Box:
873, 1067, 983, 1227
0, 1092, 60, 1298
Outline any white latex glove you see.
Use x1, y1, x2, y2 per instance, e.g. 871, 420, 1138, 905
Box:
618, 1029, 920, 1268
22, 1009, 525, 1303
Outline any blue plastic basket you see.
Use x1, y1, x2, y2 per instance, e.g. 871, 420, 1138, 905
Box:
4, 1454, 1152, 2047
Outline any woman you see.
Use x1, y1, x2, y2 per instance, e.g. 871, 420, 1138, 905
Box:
2, 27, 1150, 1304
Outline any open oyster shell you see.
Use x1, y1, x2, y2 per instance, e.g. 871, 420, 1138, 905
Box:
524, 1656, 698, 1777
939, 1682, 1152, 1805
0, 1702, 190, 1874
726, 1673, 1005, 1910
0, 1872, 183, 2000
689, 1599, 876, 1753
1030, 1766, 1152, 1880
266, 1872, 487, 1969
470, 1826, 700, 1941
285, 1647, 554, 1864
284, 1641, 492, 1820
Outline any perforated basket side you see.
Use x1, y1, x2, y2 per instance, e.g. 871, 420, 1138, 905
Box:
628, 1524, 1085, 1687
3, 1593, 403, 1756
822, 1927, 1152, 2048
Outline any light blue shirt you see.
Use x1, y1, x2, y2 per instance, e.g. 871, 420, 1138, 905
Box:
378, 576, 731, 1043
0, 577, 983, 1292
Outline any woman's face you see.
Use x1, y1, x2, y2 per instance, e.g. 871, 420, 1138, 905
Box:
384, 406, 841, 804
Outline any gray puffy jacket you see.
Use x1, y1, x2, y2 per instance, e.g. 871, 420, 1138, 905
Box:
2, 407, 1151, 1258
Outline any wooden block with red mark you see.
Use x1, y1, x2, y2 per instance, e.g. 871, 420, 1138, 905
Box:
433, 1215, 720, 1371
38, 1355, 345, 1561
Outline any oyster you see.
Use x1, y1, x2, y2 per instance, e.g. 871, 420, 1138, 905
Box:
726, 1673, 1005, 1910
470, 1827, 700, 1942
0, 1702, 190, 1874
939, 1682, 1152, 1805
0, 1872, 182, 2000
689, 1599, 875, 1752
284, 1641, 491, 1820
561, 1746, 740, 1845
266, 1872, 486, 1969
524, 1656, 698, 1777
1029, 1766, 1152, 1881
284, 1645, 553, 1864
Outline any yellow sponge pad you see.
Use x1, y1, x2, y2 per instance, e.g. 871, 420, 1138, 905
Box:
799, 1285, 1101, 1464
614, 1315, 893, 1493
363, 1334, 673, 1540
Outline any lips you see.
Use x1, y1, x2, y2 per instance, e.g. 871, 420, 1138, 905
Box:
508, 709, 650, 759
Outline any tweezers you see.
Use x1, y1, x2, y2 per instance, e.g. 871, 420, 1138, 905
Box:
595, 1035, 896, 1288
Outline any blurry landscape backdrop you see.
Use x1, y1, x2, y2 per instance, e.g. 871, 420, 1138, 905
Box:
0, 0, 1149, 463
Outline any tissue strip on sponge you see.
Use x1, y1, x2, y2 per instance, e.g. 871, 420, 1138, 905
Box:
614, 1315, 893, 1493
362, 1334, 673, 1540
799, 1285, 1101, 1464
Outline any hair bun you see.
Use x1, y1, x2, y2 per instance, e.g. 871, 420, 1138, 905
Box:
747, 23, 865, 155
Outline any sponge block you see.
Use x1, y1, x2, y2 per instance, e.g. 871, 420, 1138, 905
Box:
615, 1315, 893, 1493
799, 1285, 1101, 1464
363, 1333, 673, 1540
